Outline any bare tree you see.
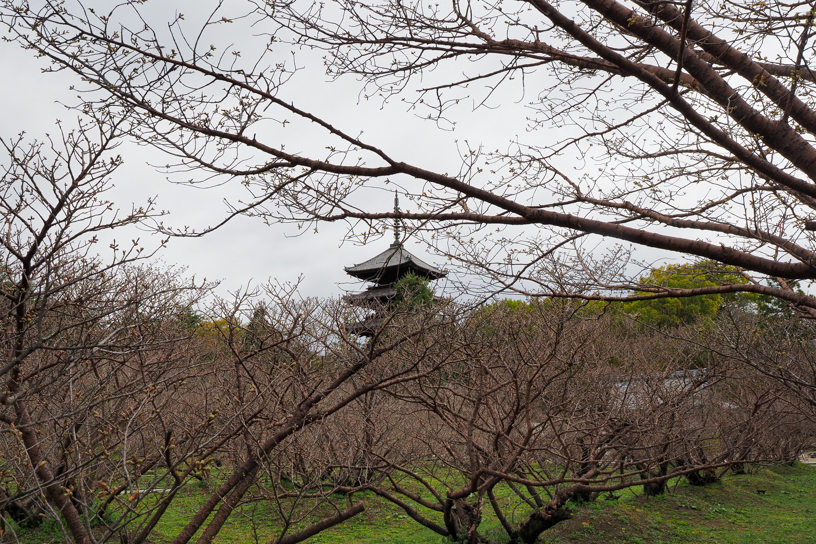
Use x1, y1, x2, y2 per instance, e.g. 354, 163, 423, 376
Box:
152, 288, 469, 544
0, 114, 179, 542
312, 301, 795, 544
3, 0, 816, 307
0, 121, 803, 544
0, 116, 456, 544
701, 305, 816, 423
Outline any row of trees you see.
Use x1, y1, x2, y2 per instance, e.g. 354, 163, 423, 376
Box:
1, 121, 813, 542
0, 118, 423, 542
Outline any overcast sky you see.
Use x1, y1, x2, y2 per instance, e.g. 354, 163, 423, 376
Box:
0, 9, 534, 301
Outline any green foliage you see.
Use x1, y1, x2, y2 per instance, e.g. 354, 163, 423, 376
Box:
474, 298, 532, 317
195, 318, 234, 342
624, 261, 747, 328
469, 298, 535, 341
393, 272, 434, 309
177, 306, 202, 331
487, 298, 530, 313
245, 305, 269, 349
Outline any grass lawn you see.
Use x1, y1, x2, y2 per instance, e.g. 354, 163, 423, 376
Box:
539, 463, 816, 544
8, 464, 816, 544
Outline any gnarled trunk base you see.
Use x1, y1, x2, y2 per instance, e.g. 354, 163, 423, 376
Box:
517, 506, 572, 544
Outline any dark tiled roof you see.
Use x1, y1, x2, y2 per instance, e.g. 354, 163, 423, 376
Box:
344, 285, 397, 306
344, 243, 447, 284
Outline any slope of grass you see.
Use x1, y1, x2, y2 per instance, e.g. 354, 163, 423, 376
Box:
7, 464, 815, 543
540, 463, 816, 544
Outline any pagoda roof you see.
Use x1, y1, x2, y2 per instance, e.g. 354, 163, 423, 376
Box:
344, 285, 397, 307
344, 243, 447, 284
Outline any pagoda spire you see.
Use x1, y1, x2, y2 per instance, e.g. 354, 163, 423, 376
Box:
392, 191, 401, 247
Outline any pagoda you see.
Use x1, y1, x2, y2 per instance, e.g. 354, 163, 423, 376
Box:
344, 194, 447, 336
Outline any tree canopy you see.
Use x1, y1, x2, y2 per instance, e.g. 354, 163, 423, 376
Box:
624, 261, 749, 327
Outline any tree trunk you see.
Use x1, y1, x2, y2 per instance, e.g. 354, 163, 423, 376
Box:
14, 400, 89, 543
453, 498, 483, 544
443, 497, 484, 543
516, 505, 572, 544
643, 480, 667, 497
641, 460, 670, 497
686, 469, 719, 486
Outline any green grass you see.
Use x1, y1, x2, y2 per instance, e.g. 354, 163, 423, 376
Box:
143, 482, 449, 544
7, 464, 816, 543
540, 463, 816, 544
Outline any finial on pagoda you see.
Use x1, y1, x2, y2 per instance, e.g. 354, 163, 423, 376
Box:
392, 191, 401, 247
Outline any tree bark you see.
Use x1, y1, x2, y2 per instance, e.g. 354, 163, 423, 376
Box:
516, 505, 572, 544
13, 400, 89, 544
